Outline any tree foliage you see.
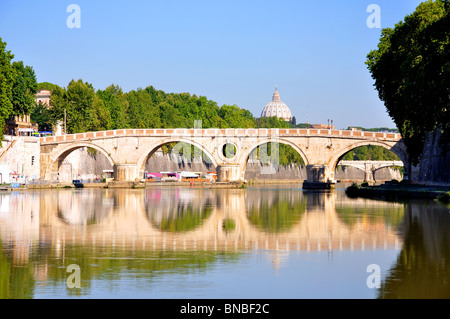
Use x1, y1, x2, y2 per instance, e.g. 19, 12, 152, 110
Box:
366, 0, 450, 164
0, 38, 16, 142
11, 61, 37, 116
30, 102, 53, 132
342, 145, 400, 161
50, 79, 111, 134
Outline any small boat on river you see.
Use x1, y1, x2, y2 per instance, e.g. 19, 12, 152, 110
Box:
72, 180, 84, 188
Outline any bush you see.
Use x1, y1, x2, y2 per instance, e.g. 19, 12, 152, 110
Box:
345, 183, 360, 197
390, 179, 400, 185
361, 182, 369, 187
437, 192, 450, 204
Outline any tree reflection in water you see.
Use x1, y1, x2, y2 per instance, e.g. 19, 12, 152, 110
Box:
57, 189, 114, 225
246, 189, 306, 233
378, 201, 450, 299
145, 188, 213, 232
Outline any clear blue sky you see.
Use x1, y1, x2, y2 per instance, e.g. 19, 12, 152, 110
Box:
0, 0, 424, 129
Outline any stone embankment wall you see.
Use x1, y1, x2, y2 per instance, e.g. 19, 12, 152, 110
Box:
0, 136, 40, 183
145, 151, 215, 174
145, 152, 401, 182
411, 129, 450, 186
245, 164, 402, 182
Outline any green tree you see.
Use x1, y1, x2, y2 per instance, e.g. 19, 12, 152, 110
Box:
256, 116, 289, 128
366, 0, 450, 164
342, 145, 400, 161
48, 84, 68, 131
219, 104, 256, 128
11, 61, 37, 116
0, 38, 16, 142
97, 84, 129, 129
125, 87, 161, 128
31, 102, 53, 132
37, 81, 59, 92
51, 79, 111, 133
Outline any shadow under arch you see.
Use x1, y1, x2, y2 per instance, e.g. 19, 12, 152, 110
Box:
136, 138, 219, 173
242, 138, 309, 178
328, 140, 408, 173
44, 142, 115, 180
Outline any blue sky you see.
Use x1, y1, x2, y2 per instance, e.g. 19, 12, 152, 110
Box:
0, 0, 424, 129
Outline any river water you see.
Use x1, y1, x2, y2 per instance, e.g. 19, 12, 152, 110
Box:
0, 184, 448, 299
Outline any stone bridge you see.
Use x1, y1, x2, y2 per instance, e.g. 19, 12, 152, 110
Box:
39, 128, 407, 183
339, 160, 404, 183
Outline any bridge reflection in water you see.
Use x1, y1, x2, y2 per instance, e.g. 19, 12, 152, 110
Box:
0, 187, 449, 299
1, 188, 403, 261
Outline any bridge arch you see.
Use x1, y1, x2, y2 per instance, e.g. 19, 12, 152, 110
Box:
328, 140, 408, 173
43, 142, 115, 181
241, 138, 309, 177
136, 137, 219, 173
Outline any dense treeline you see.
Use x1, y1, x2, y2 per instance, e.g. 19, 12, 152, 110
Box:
366, 0, 450, 164
34, 79, 290, 133
0, 38, 37, 141
342, 145, 399, 161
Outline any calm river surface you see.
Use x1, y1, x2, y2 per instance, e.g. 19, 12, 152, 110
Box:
0, 184, 449, 299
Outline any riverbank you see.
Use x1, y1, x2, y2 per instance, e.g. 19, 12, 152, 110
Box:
345, 182, 450, 202
1, 179, 307, 191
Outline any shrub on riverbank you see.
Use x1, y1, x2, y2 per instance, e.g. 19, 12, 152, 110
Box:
345, 183, 360, 197
438, 192, 450, 204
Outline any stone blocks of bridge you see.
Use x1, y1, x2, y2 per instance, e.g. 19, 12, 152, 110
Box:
304, 165, 336, 185
113, 164, 139, 182
217, 164, 243, 183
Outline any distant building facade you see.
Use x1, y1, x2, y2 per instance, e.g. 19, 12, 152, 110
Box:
311, 123, 335, 130
5, 114, 39, 136
36, 89, 51, 106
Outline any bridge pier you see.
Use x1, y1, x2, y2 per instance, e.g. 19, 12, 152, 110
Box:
113, 164, 139, 182
217, 164, 243, 183
304, 165, 335, 189
364, 163, 375, 183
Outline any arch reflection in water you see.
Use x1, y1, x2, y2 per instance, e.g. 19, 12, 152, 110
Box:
246, 188, 306, 233
57, 189, 114, 225
0, 188, 406, 254
145, 188, 214, 232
